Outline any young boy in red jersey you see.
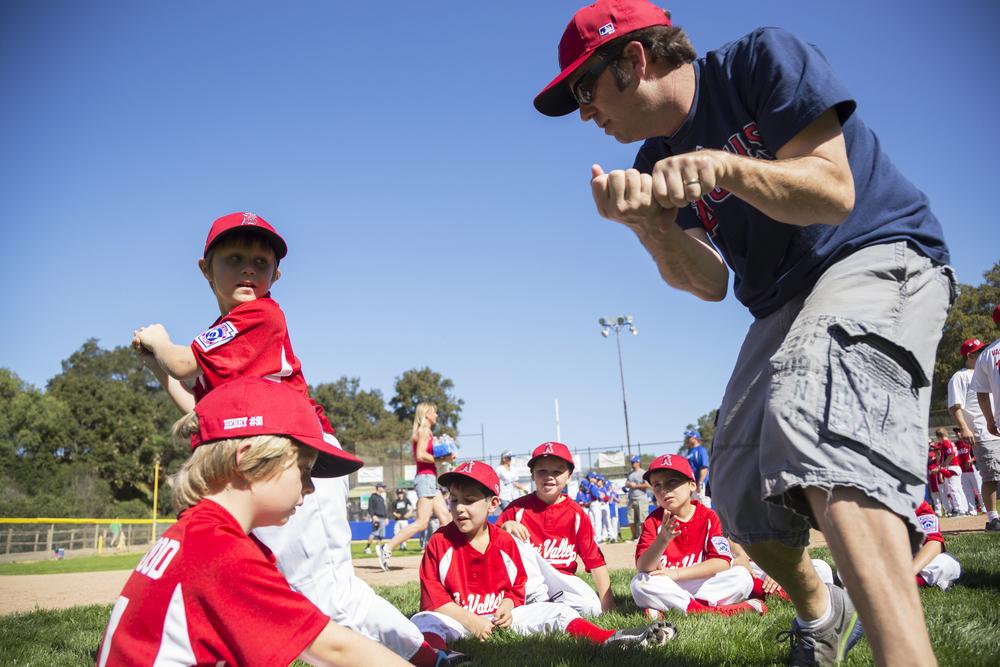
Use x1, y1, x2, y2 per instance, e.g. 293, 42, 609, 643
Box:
412, 461, 675, 649
499, 441, 613, 615
96, 378, 405, 667
132, 212, 451, 666
631, 454, 762, 617
913, 501, 962, 590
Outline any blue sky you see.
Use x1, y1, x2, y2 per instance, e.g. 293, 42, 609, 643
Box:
4, 1, 999, 462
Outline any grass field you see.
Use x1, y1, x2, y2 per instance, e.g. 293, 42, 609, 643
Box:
1, 534, 997, 666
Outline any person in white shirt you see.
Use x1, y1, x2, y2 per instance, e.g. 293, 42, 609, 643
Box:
969, 304, 1000, 532
497, 450, 528, 511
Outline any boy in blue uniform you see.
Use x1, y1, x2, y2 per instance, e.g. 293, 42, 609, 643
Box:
534, 2, 953, 664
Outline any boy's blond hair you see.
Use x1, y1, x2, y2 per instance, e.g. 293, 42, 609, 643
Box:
170, 411, 301, 512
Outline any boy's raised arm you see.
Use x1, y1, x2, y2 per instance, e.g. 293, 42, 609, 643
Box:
133, 324, 202, 382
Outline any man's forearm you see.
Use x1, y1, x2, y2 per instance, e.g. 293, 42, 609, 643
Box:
633, 216, 728, 301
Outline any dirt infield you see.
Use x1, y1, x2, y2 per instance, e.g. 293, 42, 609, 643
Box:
0, 514, 987, 616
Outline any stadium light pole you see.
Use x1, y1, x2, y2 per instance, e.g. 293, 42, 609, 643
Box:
599, 315, 637, 467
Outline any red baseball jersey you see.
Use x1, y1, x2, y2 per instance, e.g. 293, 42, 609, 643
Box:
915, 501, 945, 548
190, 296, 333, 432
954, 439, 975, 473
936, 439, 959, 468
635, 502, 733, 569
498, 494, 606, 575
96, 500, 328, 667
419, 522, 527, 616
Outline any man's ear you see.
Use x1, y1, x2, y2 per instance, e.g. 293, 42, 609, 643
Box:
234, 441, 254, 467
622, 40, 648, 79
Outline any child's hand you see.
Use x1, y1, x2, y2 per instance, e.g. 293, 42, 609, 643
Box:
469, 615, 494, 641
649, 567, 679, 580
133, 324, 171, 352
501, 521, 531, 542
491, 601, 513, 629
760, 574, 783, 595
657, 512, 680, 542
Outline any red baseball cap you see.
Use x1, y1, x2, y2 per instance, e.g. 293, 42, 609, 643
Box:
528, 441, 576, 472
534, 0, 671, 117
961, 338, 986, 358
191, 377, 363, 478
203, 211, 288, 260
994, 304, 1000, 326
438, 460, 501, 497
643, 452, 694, 483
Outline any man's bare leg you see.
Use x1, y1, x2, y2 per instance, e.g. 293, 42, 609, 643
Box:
742, 541, 829, 621
804, 486, 936, 667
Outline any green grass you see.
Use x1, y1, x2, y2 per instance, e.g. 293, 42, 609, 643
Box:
2, 534, 998, 666
0, 540, 424, 576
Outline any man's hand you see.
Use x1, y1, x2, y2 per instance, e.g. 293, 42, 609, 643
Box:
133, 324, 172, 353
649, 149, 728, 209
591, 164, 676, 229
959, 425, 975, 442
501, 521, 531, 542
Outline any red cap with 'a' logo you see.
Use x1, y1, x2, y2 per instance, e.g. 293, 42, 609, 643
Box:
191, 377, 363, 478
528, 441, 576, 472
203, 211, 288, 259
534, 0, 672, 116
438, 460, 501, 497
643, 452, 694, 483
961, 338, 986, 358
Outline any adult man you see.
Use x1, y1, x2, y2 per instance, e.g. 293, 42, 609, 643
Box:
497, 450, 528, 511
624, 454, 650, 541
534, 2, 953, 665
364, 483, 388, 555
682, 430, 710, 505
971, 305, 1000, 531
391, 487, 414, 550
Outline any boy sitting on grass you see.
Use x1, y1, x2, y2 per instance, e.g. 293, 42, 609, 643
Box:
913, 500, 962, 590
499, 442, 613, 615
411, 460, 676, 650
96, 377, 404, 667
631, 454, 763, 618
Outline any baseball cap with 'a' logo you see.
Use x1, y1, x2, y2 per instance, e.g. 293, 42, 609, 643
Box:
643, 453, 694, 483
203, 211, 288, 259
438, 460, 501, 497
528, 441, 576, 472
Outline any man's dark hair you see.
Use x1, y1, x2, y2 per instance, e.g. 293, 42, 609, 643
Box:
596, 10, 696, 89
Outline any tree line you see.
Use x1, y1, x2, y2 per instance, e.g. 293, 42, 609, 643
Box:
0, 341, 462, 518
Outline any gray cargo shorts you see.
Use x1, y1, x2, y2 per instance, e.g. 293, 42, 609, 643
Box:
711, 242, 955, 548
973, 439, 1000, 482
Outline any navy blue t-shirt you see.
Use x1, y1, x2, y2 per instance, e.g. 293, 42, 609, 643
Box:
634, 28, 950, 318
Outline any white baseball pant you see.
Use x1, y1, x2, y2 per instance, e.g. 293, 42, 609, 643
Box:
631, 566, 753, 613
943, 467, 969, 513
919, 552, 962, 591
513, 538, 602, 616
588, 501, 605, 543
254, 435, 425, 660
961, 470, 983, 511
411, 601, 580, 641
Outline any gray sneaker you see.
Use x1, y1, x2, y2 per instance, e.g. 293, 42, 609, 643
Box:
985, 518, 1000, 532
604, 621, 678, 648
777, 584, 865, 666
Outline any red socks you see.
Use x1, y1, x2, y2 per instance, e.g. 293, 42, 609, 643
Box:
686, 598, 765, 616
565, 617, 616, 644
410, 637, 445, 667
916, 574, 928, 588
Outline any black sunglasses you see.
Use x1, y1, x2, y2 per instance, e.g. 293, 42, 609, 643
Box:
571, 47, 623, 106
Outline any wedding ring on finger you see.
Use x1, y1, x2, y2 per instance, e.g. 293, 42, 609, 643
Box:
683, 179, 700, 186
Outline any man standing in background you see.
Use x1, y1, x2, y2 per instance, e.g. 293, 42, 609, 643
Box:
624, 455, 650, 541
